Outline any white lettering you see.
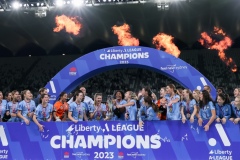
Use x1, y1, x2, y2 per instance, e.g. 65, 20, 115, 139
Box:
74, 135, 86, 148
144, 52, 149, 58
50, 135, 61, 149
136, 135, 149, 149
111, 124, 144, 132
124, 53, 130, 59
88, 135, 103, 148
73, 124, 101, 133
105, 54, 111, 59
116, 54, 124, 59
212, 150, 232, 156
100, 54, 104, 60
0, 150, 8, 154
100, 52, 149, 60
0, 126, 8, 146
0, 155, 8, 159
150, 135, 161, 149
122, 135, 135, 149
104, 135, 116, 148
62, 135, 74, 148
50, 134, 161, 149
132, 53, 138, 59
85, 126, 89, 131
111, 54, 116, 59
117, 135, 121, 149
209, 156, 232, 160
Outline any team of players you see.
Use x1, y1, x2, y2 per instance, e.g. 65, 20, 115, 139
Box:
0, 85, 240, 132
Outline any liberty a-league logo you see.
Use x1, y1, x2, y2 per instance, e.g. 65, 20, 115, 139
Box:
208, 124, 231, 147
0, 125, 8, 146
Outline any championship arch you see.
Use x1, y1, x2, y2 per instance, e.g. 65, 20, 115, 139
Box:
45, 46, 216, 103
3, 46, 240, 160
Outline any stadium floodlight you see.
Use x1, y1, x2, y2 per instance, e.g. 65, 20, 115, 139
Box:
12, 1, 21, 9
72, 0, 84, 6
157, 2, 170, 10
0, 1, 4, 10
35, 9, 47, 17
0, 5, 3, 11
138, 0, 147, 4
154, 0, 187, 2
84, 0, 93, 6
55, 0, 65, 6
164, 3, 169, 10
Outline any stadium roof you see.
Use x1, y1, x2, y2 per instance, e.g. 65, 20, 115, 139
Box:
0, 0, 239, 56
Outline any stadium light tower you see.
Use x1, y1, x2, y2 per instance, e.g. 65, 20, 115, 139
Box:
0, 4, 3, 11
55, 0, 65, 7
12, 1, 21, 9
72, 0, 84, 7
155, 0, 191, 10
0, 0, 194, 12
157, 2, 170, 11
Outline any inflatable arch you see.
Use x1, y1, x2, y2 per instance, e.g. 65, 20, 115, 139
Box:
45, 46, 216, 103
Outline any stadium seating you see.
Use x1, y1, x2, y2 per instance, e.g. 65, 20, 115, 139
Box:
0, 49, 239, 100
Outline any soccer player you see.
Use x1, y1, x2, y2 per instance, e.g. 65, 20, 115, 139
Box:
6, 90, 20, 122
197, 90, 216, 131
53, 92, 69, 121
229, 95, 240, 124
68, 91, 88, 123
34, 87, 48, 106
104, 95, 114, 121
192, 89, 201, 107
0, 91, 7, 122
215, 93, 231, 124
165, 84, 181, 120
5, 92, 12, 102
181, 89, 197, 123
17, 90, 36, 125
112, 90, 127, 120
68, 86, 93, 119
116, 91, 137, 121
139, 96, 159, 127
33, 94, 53, 131
138, 87, 152, 121
89, 93, 106, 121
231, 88, 240, 105
68, 86, 94, 106
156, 87, 167, 120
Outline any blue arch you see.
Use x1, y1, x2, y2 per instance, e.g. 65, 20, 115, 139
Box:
45, 46, 216, 103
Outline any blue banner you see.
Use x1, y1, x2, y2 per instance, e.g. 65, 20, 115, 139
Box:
0, 121, 239, 160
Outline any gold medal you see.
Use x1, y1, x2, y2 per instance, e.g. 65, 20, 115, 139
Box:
169, 106, 173, 113
78, 114, 83, 119
141, 111, 145, 116
96, 116, 100, 120
186, 113, 191, 119
78, 111, 83, 119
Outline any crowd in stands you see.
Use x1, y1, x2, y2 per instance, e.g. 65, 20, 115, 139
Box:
1, 49, 239, 100
0, 55, 79, 96
0, 49, 239, 99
